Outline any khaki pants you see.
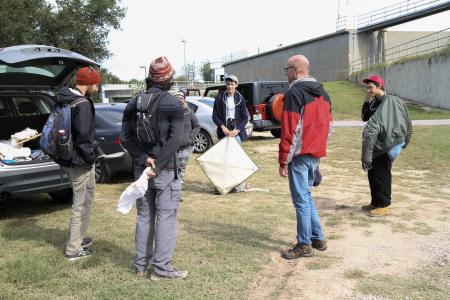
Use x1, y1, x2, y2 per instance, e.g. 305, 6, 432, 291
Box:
63, 164, 95, 255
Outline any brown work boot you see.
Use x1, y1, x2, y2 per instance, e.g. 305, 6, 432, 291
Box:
281, 243, 313, 259
135, 270, 146, 278
361, 204, 375, 211
368, 206, 390, 217
311, 239, 327, 251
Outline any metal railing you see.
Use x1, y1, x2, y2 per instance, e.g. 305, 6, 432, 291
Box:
336, 0, 450, 30
358, 0, 449, 28
350, 27, 450, 72
220, 49, 249, 63
336, 15, 356, 31
102, 81, 222, 95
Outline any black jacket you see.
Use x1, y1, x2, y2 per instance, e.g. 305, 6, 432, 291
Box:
212, 91, 249, 141
54, 87, 96, 168
121, 86, 184, 175
180, 105, 200, 147
361, 96, 382, 122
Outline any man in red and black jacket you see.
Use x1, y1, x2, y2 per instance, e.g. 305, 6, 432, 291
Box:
279, 55, 332, 260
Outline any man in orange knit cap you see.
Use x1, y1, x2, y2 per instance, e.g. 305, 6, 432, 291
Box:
55, 66, 101, 261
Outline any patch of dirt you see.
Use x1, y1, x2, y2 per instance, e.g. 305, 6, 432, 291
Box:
247, 160, 449, 299
254, 144, 278, 153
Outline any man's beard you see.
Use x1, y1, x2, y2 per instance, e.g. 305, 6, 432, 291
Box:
85, 86, 94, 98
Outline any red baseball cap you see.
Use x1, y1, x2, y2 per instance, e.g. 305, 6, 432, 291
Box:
363, 75, 384, 88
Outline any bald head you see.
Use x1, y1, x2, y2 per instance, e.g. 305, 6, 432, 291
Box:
285, 54, 310, 83
289, 55, 309, 75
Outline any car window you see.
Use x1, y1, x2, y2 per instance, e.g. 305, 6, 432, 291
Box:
188, 90, 200, 96
198, 99, 214, 108
187, 102, 198, 113
96, 109, 123, 124
205, 88, 219, 98
0, 64, 66, 78
0, 98, 9, 118
12, 97, 51, 116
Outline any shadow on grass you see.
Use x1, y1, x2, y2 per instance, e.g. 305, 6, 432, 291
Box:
248, 135, 276, 142
0, 194, 70, 219
182, 180, 215, 194
106, 171, 134, 184
1, 218, 133, 270
180, 218, 286, 251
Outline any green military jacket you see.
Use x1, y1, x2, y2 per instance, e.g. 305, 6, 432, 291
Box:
361, 94, 412, 164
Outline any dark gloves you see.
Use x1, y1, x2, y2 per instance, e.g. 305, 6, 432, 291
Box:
362, 162, 372, 171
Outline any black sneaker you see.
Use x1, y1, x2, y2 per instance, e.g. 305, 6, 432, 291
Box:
65, 249, 92, 261
150, 269, 188, 281
81, 237, 93, 250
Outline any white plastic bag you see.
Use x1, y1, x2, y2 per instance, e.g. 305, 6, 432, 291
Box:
116, 167, 151, 214
0, 142, 32, 160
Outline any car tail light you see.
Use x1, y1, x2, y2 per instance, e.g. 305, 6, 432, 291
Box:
252, 104, 269, 120
114, 136, 122, 145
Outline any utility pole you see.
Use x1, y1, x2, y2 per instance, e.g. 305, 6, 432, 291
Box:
139, 66, 147, 80
182, 39, 187, 82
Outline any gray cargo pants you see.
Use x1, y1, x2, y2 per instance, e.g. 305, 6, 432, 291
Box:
63, 164, 95, 256
133, 165, 182, 275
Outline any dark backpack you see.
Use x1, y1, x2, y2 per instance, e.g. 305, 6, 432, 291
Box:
135, 90, 164, 147
40, 98, 88, 161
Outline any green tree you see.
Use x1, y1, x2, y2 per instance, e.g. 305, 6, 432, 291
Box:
0, 0, 51, 46
0, 0, 126, 62
100, 68, 125, 84
128, 78, 144, 85
200, 61, 211, 81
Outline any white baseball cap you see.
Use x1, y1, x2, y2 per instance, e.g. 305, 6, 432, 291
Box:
224, 74, 238, 84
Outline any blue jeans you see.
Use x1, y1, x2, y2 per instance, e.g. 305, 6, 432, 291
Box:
288, 155, 324, 245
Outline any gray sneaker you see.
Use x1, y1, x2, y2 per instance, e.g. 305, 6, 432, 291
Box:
65, 249, 92, 261
150, 269, 188, 281
81, 237, 93, 250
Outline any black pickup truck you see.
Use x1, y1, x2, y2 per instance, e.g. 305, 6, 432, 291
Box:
203, 81, 288, 138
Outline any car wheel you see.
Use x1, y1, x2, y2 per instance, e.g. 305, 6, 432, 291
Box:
193, 130, 212, 153
49, 188, 73, 203
95, 159, 112, 183
270, 128, 281, 138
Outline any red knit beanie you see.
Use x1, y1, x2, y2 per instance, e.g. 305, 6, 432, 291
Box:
148, 56, 174, 83
76, 67, 102, 85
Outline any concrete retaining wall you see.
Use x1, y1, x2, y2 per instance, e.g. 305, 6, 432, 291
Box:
224, 31, 351, 82
350, 53, 450, 109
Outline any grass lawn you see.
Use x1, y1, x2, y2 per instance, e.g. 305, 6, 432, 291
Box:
1, 125, 449, 299
324, 81, 450, 120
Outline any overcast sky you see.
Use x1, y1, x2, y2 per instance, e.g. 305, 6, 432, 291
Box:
104, 0, 450, 81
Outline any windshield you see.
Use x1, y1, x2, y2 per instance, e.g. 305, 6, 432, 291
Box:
0, 64, 66, 78
198, 98, 214, 108
96, 109, 124, 124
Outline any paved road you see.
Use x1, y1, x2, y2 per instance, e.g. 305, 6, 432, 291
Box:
333, 119, 450, 128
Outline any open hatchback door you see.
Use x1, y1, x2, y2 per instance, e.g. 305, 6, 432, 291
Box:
0, 45, 99, 89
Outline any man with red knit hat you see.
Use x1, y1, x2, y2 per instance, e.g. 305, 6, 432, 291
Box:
121, 56, 186, 280
55, 66, 101, 260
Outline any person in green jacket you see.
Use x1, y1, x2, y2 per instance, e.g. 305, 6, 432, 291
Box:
360, 75, 412, 217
